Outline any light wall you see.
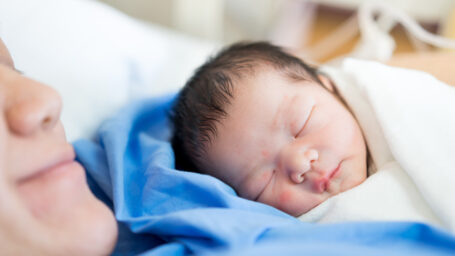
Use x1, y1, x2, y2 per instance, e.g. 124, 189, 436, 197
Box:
98, 0, 174, 27
97, 0, 281, 42
97, 0, 455, 45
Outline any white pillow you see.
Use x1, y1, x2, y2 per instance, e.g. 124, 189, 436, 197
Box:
0, 0, 218, 141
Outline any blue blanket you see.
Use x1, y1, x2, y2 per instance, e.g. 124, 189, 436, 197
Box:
74, 95, 455, 256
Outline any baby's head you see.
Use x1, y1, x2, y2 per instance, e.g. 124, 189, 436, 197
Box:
172, 42, 367, 216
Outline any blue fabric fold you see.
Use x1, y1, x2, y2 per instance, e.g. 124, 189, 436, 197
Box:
74, 95, 455, 256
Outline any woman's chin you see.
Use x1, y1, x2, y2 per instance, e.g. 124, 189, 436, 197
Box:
50, 191, 118, 256
56, 179, 118, 256
70, 199, 118, 256
17, 163, 118, 255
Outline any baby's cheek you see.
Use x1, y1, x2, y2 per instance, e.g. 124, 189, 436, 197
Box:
278, 189, 293, 203
258, 171, 270, 184
261, 149, 270, 159
274, 188, 319, 217
275, 189, 299, 215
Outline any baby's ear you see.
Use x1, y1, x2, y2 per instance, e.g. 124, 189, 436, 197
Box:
317, 74, 335, 92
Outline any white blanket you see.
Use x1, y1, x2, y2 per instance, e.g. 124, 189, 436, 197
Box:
298, 58, 455, 233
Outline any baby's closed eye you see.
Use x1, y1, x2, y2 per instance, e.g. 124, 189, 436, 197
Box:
254, 169, 276, 201
295, 105, 315, 138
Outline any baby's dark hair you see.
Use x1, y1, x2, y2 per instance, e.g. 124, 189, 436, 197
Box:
171, 41, 321, 171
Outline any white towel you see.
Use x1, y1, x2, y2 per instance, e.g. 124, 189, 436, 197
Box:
299, 58, 455, 233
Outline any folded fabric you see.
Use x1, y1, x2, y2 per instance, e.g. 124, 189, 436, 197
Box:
74, 92, 455, 255
299, 58, 455, 233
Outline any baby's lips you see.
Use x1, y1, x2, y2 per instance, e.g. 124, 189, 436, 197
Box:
312, 177, 329, 193
311, 162, 342, 193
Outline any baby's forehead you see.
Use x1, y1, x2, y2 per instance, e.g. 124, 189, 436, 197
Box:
217, 72, 293, 133
228, 67, 314, 106
236, 64, 318, 90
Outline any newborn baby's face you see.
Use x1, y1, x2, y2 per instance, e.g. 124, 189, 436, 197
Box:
203, 68, 367, 217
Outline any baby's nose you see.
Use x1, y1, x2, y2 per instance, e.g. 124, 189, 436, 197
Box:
6, 79, 62, 136
287, 149, 319, 184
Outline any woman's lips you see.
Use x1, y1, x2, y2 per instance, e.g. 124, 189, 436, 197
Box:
17, 147, 77, 185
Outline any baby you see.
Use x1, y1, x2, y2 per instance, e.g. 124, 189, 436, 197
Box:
171, 42, 368, 217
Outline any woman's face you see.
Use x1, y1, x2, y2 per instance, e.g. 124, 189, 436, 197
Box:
0, 39, 117, 255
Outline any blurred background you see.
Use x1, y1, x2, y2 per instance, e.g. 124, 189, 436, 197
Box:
1, 0, 454, 140
99, 0, 455, 63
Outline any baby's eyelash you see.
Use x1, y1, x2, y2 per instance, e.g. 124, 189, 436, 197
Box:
254, 170, 275, 201
295, 105, 315, 138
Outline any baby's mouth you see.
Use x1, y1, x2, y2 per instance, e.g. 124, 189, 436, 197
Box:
312, 162, 342, 193
313, 177, 329, 193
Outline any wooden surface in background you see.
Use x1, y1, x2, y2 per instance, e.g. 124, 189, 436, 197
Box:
304, 6, 434, 63
301, 5, 455, 85
387, 52, 455, 86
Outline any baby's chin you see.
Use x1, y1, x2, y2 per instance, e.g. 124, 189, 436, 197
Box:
289, 195, 333, 218
338, 169, 368, 194
292, 173, 368, 217
278, 194, 330, 218
290, 182, 354, 217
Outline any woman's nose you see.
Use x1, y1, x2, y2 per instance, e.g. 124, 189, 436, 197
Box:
281, 147, 319, 184
6, 80, 62, 136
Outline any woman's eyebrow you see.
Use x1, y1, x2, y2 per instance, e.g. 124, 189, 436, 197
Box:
0, 59, 8, 66
0, 58, 16, 71
0, 59, 23, 74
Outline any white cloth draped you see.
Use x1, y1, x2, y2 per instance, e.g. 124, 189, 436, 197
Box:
299, 58, 455, 233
